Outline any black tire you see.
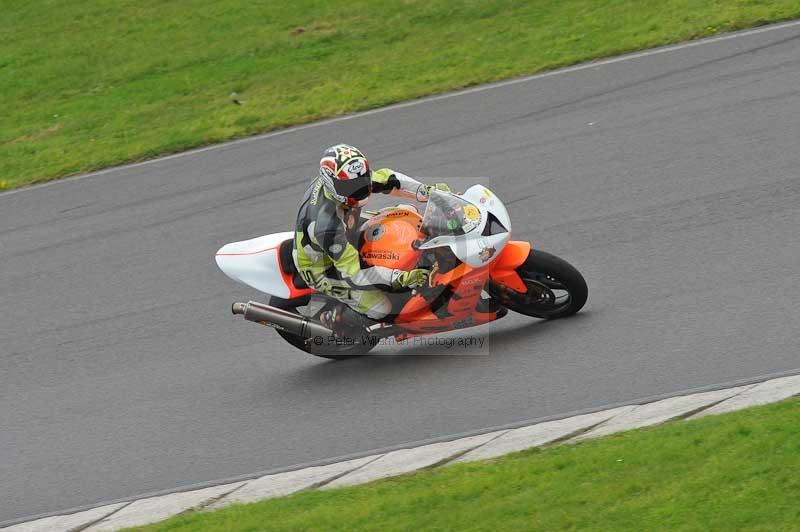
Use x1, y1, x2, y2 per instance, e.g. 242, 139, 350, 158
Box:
488, 250, 587, 320
269, 297, 375, 360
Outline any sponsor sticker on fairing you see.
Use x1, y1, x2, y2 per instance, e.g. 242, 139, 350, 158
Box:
463, 205, 480, 222
363, 250, 400, 260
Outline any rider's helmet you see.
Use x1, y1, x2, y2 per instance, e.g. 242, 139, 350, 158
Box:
319, 144, 372, 208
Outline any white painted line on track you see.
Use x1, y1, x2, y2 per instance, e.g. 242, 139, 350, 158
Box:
82, 483, 245, 532
1, 503, 127, 532
569, 385, 753, 442
3, 19, 800, 199
322, 431, 504, 489
689, 374, 800, 419
203, 455, 381, 511
454, 405, 636, 463
4, 367, 800, 529
5, 373, 799, 532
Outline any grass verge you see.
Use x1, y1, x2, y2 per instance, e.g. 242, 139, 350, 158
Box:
4, 1, 800, 190
129, 398, 800, 531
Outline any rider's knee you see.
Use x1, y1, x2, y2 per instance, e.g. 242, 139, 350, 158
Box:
364, 292, 392, 320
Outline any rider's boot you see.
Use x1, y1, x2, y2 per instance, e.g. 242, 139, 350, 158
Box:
319, 302, 369, 341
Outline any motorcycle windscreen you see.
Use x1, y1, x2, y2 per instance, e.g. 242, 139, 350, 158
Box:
419, 191, 482, 242
418, 189, 509, 268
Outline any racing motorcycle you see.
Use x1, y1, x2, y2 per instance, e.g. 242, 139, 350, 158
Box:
215, 184, 587, 359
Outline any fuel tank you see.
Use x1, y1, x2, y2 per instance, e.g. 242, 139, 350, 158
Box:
360, 207, 424, 270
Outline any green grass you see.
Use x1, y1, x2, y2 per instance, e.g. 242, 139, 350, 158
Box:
130, 398, 800, 532
3, 1, 800, 190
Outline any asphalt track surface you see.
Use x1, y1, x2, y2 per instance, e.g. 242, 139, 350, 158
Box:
2, 22, 800, 525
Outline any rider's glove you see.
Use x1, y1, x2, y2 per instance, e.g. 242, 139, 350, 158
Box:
417, 182, 451, 202
392, 268, 430, 289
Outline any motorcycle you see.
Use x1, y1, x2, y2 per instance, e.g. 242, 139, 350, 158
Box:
215, 184, 587, 359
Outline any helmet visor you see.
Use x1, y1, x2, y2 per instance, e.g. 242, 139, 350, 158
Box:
333, 172, 372, 201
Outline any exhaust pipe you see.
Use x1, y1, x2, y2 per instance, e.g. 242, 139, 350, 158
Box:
232, 300, 333, 339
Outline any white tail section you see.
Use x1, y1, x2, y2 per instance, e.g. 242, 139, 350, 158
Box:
215, 231, 294, 298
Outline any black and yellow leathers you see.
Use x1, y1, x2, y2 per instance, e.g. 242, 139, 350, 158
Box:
293, 169, 440, 319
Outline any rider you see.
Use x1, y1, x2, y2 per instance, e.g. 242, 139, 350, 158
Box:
294, 144, 450, 334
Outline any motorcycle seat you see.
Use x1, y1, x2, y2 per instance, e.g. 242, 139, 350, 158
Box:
279, 238, 309, 289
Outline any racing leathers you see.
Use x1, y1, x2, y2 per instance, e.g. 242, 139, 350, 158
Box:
293, 169, 442, 320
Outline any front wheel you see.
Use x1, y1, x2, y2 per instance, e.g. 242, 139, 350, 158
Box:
488, 250, 587, 319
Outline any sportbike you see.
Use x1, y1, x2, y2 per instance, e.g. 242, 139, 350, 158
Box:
216, 184, 587, 359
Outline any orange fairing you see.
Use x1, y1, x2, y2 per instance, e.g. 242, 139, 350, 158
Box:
360, 211, 424, 270
433, 263, 471, 287
494, 240, 531, 269
489, 241, 531, 293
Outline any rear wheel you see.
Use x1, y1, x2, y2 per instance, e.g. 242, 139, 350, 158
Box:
269, 297, 375, 359
488, 250, 587, 319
